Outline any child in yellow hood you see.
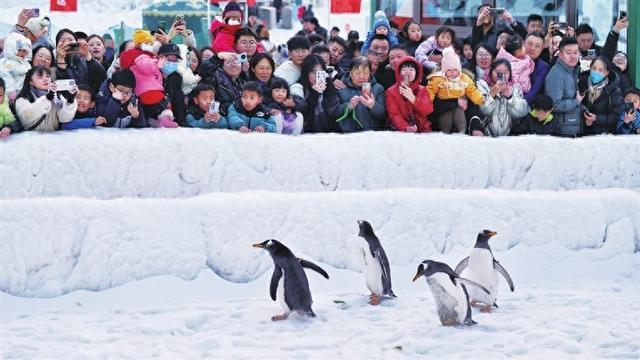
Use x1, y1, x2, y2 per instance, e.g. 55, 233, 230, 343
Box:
427, 47, 484, 133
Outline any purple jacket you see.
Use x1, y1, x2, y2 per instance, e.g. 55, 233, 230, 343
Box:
524, 58, 550, 103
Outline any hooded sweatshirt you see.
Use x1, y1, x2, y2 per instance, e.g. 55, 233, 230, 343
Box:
385, 56, 433, 132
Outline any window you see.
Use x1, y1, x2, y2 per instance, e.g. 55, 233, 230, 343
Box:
577, 0, 626, 53
420, 0, 484, 27
496, 0, 567, 29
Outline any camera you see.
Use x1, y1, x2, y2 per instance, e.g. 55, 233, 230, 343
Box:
587, 49, 596, 57
66, 42, 79, 52
489, 8, 505, 17
236, 52, 248, 64
623, 102, 635, 114
55, 79, 76, 92
557, 22, 567, 31
175, 14, 185, 25
209, 101, 220, 114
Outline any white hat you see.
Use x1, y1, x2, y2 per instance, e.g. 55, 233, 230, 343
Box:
24, 18, 50, 37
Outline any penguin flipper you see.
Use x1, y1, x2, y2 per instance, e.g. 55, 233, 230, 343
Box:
454, 257, 469, 275
460, 283, 476, 326
270, 266, 283, 301
456, 277, 492, 296
493, 260, 515, 291
299, 258, 329, 279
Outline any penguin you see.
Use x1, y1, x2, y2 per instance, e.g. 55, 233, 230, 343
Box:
356, 220, 396, 305
253, 239, 329, 321
454, 230, 515, 313
412, 259, 491, 326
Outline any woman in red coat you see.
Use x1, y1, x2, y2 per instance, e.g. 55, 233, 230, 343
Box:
385, 56, 433, 132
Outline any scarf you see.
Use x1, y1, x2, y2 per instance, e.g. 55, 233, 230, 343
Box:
587, 77, 608, 105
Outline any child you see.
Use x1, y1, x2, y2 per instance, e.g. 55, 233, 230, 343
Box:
398, 20, 425, 56
617, 87, 640, 135
385, 57, 433, 133
415, 26, 455, 73
96, 69, 147, 128
496, 35, 535, 94
14, 66, 78, 132
186, 83, 228, 129
264, 78, 304, 135
210, 2, 244, 54
426, 47, 484, 133
61, 85, 107, 130
177, 44, 202, 95
120, 30, 177, 128
0, 32, 32, 102
512, 94, 558, 135
360, 11, 399, 55
0, 78, 17, 138
227, 81, 277, 133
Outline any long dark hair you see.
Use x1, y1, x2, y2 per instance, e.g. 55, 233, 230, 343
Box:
299, 55, 338, 114
17, 66, 52, 102
399, 20, 425, 43
31, 44, 55, 67
248, 53, 275, 81
466, 42, 496, 78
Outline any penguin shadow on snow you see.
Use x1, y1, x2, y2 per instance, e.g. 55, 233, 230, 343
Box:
253, 239, 329, 322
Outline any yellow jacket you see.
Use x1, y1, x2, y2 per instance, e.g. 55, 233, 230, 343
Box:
426, 71, 484, 105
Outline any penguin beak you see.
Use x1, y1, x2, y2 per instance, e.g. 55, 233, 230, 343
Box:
412, 272, 423, 282
488, 231, 497, 237
252, 243, 265, 249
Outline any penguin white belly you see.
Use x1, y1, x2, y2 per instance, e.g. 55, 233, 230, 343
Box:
465, 249, 498, 304
427, 273, 467, 325
360, 244, 383, 295
277, 273, 289, 313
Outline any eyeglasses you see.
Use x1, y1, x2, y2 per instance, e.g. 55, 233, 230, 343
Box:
477, 52, 492, 58
115, 87, 133, 97
238, 40, 257, 47
291, 49, 309, 55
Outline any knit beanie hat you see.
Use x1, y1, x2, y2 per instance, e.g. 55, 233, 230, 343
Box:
158, 109, 174, 121
24, 18, 50, 37
223, 2, 243, 19
441, 47, 461, 73
372, 11, 390, 32
133, 30, 153, 46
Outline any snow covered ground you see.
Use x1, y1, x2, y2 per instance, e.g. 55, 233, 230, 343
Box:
1, 131, 639, 359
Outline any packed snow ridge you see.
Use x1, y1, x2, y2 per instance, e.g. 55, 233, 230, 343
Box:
1, 188, 638, 298
1, 130, 639, 199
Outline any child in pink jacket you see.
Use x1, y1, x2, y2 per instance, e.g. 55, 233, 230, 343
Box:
210, 2, 243, 53
496, 35, 535, 93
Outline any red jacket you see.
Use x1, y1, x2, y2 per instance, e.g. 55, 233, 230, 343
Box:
385, 57, 433, 132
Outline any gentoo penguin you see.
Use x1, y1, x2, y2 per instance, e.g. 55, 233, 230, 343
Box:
454, 230, 515, 313
412, 260, 491, 326
356, 220, 396, 305
253, 239, 329, 321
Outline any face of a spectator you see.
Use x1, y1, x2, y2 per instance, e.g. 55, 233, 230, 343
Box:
288, 47, 310, 67
223, 59, 242, 77
328, 42, 346, 65
252, 58, 273, 82
87, 37, 105, 60
559, 43, 580, 67
496, 32, 509, 50
33, 47, 53, 67
576, 32, 594, 52
525, 35, 544, 60
475, 47, 493, 70
407, 23, 422, 42
57, 31, 76, 48
463, 44, 473, 60
201, 48, 215, 62
188, 51, 199, 72
75, 90, 94, 113
527, 20, 543, 34
369, 38, 390, 63
240, 90, 261, 112
29, 70, 52, 90
350, 64, 371, 87
590, 58, 608, 79
388, 48, 409, 70
236, 35, 258, 57
105, 39, 115, 49
307, 64, 323, 86
315, 51, 330, 66
551, 35, 562, 54
303, 21, 315, 33
365, 52, 379, 73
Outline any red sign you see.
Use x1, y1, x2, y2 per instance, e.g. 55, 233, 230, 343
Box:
331, 0, 361, 13
50, 0, 77, 12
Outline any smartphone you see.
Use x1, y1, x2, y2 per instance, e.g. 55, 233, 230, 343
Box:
209, 101, 220, 114
236, 52, 248, 64
489, 8, 505, 16
496, 72, 505, 82
620, 10, 627, 19
157, 21, 167, 33
26, 8, 40, 18
315, 70, 327, 85
175, 14, 185, 25
402, 73, 411, 85
55, 79, 76, 92
66, 42, 79, 52
557, 22, 567, 31
623, 102, 635, 114
326, 65, 335, 73
129, 94, 138, 106
361, 82, 371, 97
587, 49, 596, 57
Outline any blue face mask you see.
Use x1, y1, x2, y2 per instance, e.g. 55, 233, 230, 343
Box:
161, 61, 179, 76
589, 70, 605, 84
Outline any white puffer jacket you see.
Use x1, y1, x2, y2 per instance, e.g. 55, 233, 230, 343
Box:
0, 33, 32, 96
15, 94, 77, 132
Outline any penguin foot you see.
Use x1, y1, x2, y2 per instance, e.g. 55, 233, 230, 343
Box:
480, 305, 493, 313
369, 295, 381, 305
271, 313, 289, 321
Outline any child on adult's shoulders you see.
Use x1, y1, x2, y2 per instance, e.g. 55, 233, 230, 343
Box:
186, 83, 228, 129
227, 81, 277, 133
61, 85, 107, 130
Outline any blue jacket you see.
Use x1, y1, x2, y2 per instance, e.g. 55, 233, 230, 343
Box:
545, 59, 581, 136
227, 103, 277, 132
61, 109, 98, 130
616, 109, 640, 135
96, 79, 147, 128
186, 108, 228, 129
524, 58, 550, 103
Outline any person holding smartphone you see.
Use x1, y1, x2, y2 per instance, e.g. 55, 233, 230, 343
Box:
616, 88, 640, 135
385, 57, 433, 133
54, 29, 107, 96
577, 56, 622, 135
575, 16, 627, 62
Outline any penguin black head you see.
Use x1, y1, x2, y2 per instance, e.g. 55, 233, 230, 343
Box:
357, 219, 376, 239
413, 260, 455, 282
252, 239, 286, 254
475, 230, 497, 245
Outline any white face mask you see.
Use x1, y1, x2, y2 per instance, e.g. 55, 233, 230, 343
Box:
227, 19, 241, 26
140, 44, 154, 52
